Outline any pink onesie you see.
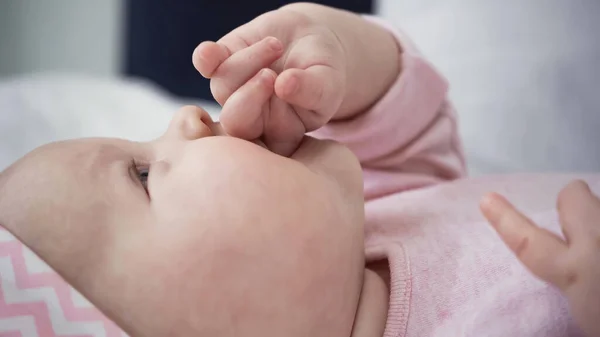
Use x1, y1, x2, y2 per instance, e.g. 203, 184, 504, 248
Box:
0, 17, 596, 337
311, 16, 596, 337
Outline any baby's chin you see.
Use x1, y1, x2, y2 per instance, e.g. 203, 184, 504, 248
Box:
145, 215, 364, 337
124, 193, 364, 336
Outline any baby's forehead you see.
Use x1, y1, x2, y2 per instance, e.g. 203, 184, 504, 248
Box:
2, 139, 139, 195
25, 138, 144, 171
0, 139, 140, 223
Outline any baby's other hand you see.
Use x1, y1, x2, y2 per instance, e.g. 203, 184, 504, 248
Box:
481, 180, 600, 337
192, 8, 346, 156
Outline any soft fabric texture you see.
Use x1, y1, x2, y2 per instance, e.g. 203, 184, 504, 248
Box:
312, 17, 593, 336
0, 228, 126, 336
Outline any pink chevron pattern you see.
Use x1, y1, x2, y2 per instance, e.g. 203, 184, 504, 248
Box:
0, 227, 126, 337
1, 332, 22, 337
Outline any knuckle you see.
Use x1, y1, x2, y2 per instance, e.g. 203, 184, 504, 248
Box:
308, 83, 326, 111
277, 4, 316, 25
514, 235, 530, 260
562, 264, 579, 289
564, 271, 578, 288
544, 253, 578, 291
560, 248, 594, 290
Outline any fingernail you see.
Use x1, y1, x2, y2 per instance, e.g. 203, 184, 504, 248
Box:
480, 193, 495, 210
259, 69, 274, 81
266, 37, 283, 52
480, 193, 500, 221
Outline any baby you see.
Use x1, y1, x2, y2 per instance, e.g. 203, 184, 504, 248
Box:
0, 3, 598, 337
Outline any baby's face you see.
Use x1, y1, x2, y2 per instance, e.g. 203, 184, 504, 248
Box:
0, 106, 365, 337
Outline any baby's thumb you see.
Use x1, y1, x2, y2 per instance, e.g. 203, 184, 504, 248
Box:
274, 66, 344, 131
262, 98, 307, 157
192, 41, 231, 78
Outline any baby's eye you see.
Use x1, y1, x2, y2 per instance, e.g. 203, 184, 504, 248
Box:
134, 165, 150, 192
137, 167, 149, 189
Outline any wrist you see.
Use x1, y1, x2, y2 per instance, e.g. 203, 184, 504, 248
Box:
333, 14, 402, 121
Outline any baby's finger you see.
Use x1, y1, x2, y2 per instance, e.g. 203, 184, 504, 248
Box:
211, 37, 283, 106
557, 180, 600, 242
480, 193, 571, 288
192, 41, 231, 78
262, 98, 306, 157
216, 23, 260, 54
220, 68, 276, 140
274, 66, 345, 130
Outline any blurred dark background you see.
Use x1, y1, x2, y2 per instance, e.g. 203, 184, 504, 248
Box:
123, 0, 373, 102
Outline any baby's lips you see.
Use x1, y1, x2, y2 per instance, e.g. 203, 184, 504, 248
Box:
210, 122, 267, 148
210, 122, 227, 136
253, 139, 268, 149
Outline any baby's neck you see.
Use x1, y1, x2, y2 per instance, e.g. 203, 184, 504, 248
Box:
350, 261, 390, 337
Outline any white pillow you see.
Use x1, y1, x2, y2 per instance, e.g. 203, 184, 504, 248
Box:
377, 0, 600, 175
0, 72, 219, 171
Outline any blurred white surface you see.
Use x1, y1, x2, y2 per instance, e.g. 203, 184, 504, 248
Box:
377, 0, 600, 175
0, 0, 599, 176
0, 73, 220, 171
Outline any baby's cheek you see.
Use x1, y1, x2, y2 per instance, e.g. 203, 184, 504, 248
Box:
101, 219, 224, 332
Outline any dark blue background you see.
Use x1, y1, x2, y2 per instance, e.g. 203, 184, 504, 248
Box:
123, 0, 373, 102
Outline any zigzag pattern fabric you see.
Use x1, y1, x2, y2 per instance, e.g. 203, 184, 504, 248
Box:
0, 227, 126, 337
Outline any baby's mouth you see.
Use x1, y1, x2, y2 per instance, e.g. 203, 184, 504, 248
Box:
253, 139, 268, 149
210, 122, 268, 149
209, 122, 226, 136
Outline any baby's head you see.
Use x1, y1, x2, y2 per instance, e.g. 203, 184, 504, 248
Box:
0, 106, 365, 337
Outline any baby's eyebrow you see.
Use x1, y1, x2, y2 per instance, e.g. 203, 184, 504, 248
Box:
80, 144, 121, 166
71, 143, 130, 183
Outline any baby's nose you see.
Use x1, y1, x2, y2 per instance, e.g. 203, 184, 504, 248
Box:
170, 105, 217, 140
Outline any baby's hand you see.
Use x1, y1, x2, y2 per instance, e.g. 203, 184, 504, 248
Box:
481, 180, 600, 337
193, 3, 400, 156
192, 6, 346, 156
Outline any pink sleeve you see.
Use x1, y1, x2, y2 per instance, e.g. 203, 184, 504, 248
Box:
311, 16, 467, 200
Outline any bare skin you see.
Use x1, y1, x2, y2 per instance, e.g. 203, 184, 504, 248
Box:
1, 3, 597, 335
0, 4, 400, 336
0, 105, 380, 337
481, 181, 600, 337
193, 2, 400, 156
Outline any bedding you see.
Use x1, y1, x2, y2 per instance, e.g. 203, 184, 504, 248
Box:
0, 73, 220, 172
